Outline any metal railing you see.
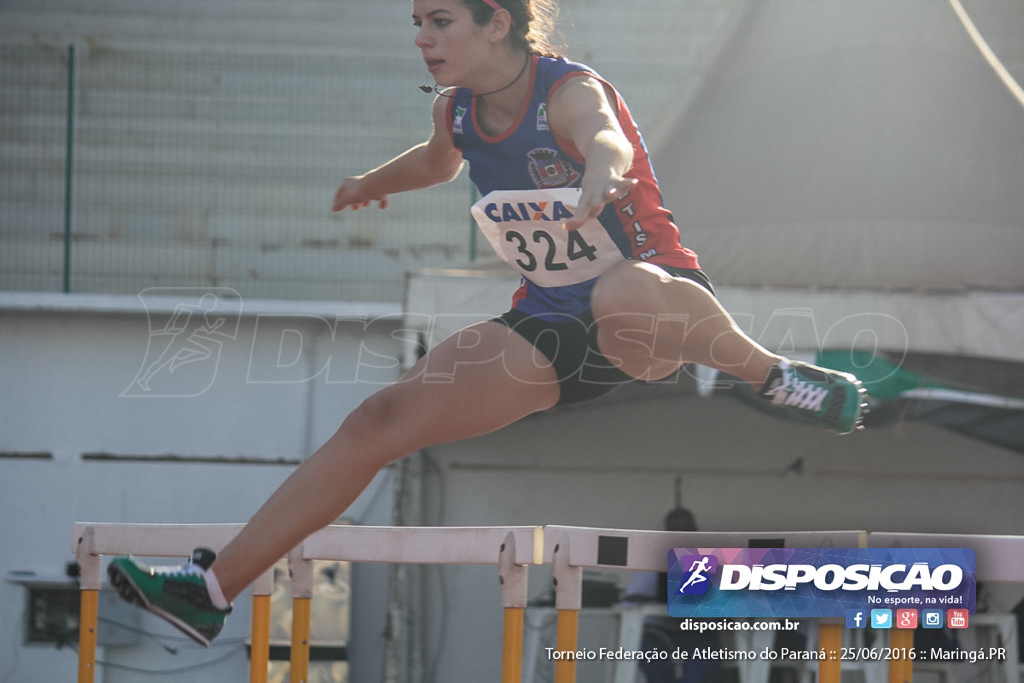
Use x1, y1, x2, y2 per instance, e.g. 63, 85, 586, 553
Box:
2, 44, 476, 302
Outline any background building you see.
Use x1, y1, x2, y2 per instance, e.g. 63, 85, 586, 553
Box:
2, 1, 1022, 681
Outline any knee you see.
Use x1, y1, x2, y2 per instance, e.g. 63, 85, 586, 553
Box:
592, 262, 674, 323
346, 391, 391, 428
339, 389, 409, 460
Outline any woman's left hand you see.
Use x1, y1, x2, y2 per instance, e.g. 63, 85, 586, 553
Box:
563, 176, 638, 231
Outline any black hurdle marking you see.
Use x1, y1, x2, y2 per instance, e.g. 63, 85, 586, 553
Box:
596, 536, 629, 566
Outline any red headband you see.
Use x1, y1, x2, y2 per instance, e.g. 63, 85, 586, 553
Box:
481, 0, 516, 25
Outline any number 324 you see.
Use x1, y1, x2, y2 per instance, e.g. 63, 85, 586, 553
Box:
505, 229, 598, 272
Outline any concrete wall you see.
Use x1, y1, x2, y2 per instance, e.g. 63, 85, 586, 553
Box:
0, 293, 403, 683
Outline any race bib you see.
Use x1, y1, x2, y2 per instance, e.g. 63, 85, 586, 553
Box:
470, 188, 625, 287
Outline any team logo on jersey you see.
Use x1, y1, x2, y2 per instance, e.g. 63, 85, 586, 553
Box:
527, 148, 581, 188
452, 105, 467, 135
536, 102, 549, 131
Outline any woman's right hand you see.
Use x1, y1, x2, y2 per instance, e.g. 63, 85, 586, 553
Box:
332, 177, 390, 212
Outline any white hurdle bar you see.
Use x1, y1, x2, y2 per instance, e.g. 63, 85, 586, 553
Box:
543, 526, 868, 683
868, 532, 1024, 683
72, 523, 543, 683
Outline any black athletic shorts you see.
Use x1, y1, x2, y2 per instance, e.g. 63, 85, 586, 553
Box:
492, 266, 715, 406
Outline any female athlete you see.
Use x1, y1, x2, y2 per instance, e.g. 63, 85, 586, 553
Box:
108, 0, 866, 646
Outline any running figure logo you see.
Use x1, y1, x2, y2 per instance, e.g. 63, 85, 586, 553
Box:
677, 554, 718, 596
122, 288, 242, 398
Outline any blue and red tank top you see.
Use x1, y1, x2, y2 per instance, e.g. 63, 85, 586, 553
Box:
447, 55, 700, 317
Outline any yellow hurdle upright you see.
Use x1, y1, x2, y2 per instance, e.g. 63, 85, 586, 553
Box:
249, 593, 271, 683
77, 589, 99, 683
554, 609, 580, 683
289, 597, 312, 683
548, 531, 584, 683
817, 622, 843, 683
288, 546, 315, 683
499, 530, 532, 683
888, 629, 915, 683
502, 607, 525, 683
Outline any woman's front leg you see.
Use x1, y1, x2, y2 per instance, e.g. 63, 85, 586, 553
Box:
591, 261, 780, 386
211, 320, 560, 601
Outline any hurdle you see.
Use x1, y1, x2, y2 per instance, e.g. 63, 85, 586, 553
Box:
292, 525, 542, 682
72, 524, 1024, 683
867, 532, 1024, 683
543, 526, 868, 683
72, 523, 542, 683
72, 523, 273, 683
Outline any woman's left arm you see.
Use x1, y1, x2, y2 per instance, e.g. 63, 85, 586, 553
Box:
547, 75, 639, 230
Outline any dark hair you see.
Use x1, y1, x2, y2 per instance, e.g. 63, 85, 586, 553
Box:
461, 0, 564, 57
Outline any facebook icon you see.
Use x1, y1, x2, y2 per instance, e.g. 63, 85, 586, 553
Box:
846, 609, 867, 629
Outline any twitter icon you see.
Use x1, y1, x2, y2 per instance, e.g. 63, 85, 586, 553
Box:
870, 609, 893, 629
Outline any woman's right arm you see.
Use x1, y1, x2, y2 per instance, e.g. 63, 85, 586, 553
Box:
332, 95, 465, 211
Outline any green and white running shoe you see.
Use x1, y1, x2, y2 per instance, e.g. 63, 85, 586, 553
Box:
107, 548, 231, 646
758, 359, 867, 435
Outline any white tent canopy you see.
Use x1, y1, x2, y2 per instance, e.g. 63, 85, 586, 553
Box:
656, 0, 1024, 293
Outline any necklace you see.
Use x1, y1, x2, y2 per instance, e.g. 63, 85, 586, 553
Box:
422, 54, 531, 99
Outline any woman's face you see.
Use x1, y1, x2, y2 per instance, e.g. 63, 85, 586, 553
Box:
413, 0, 495, 88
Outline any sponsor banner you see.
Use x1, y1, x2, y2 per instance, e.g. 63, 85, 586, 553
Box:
667, 547, 975, 619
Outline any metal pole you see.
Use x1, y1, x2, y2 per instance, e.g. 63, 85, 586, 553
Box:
553, 610, 579, 683
77, 590, 99, 683
817, 622, 843, 683
249, 594, 271, 683
550, 535, 582, 683
288, 546, 315, 683
888, 630, 915, 683
75, 527, 101, 683
499, 532, 528, 683
502, 608, 525, 683
289, 598, 312, 683
63, 44, 75, 293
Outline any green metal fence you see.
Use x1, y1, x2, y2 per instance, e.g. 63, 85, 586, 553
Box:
1, 44, 476, 302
